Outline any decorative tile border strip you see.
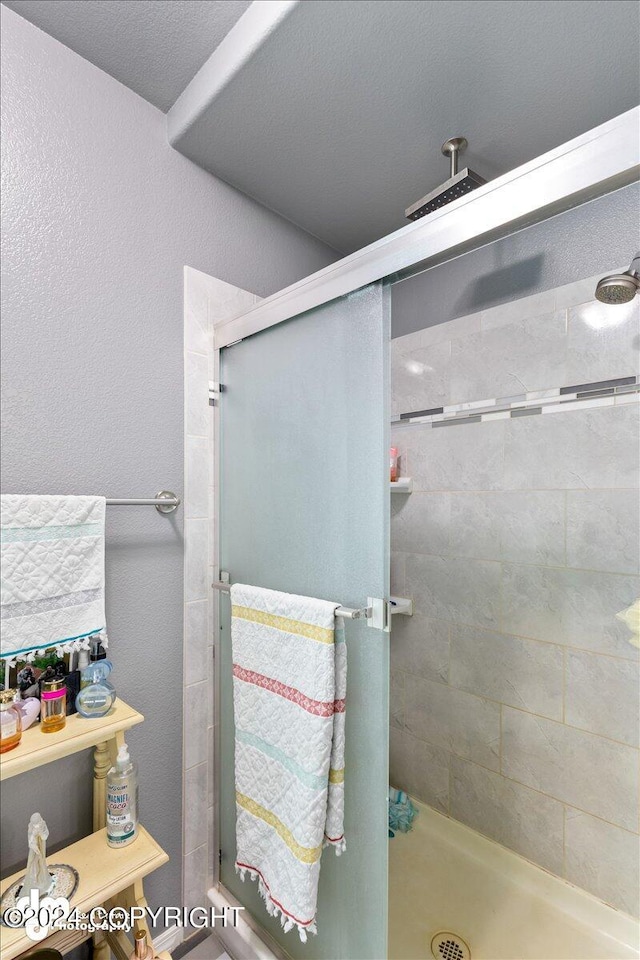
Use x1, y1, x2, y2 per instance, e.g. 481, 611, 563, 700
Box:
392, 376, 639, 428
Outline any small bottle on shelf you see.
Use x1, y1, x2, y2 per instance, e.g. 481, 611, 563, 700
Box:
0, 689, 22, 752
40, 679, 66, 733
390, 446, 399, 482
106, 744, 139, 848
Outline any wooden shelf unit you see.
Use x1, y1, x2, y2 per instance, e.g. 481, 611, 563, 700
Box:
0, 698, 143, 781
0, 699, 171, 960
0, 827, 168, 960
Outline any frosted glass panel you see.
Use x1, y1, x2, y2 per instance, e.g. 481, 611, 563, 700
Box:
219, 283, 390, 959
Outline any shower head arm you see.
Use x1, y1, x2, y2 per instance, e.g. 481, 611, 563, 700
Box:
628, 254, 640, 278
441, 137, 468, 179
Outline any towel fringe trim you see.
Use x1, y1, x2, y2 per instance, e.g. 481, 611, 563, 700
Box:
236, 863, 317, 942
2, 631, 108, 668
323, 836, 347, 855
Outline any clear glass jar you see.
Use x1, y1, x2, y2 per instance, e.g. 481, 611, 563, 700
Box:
41, 679, 66, 733
0, 688, 22, 752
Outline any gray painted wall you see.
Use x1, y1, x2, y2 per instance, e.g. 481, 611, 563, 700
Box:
0, 3, 336, 917
391, 182, 640, 338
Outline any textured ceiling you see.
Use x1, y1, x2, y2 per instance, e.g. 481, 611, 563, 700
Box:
170, 0, 640, 252
3, 0, 639, 252
1, 0, 252, 111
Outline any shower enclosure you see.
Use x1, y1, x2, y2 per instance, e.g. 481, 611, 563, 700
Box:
203, 109, 639, 960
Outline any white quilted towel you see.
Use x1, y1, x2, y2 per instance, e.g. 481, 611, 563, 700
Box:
1, 495, 107, 663
231, 583, 347, 941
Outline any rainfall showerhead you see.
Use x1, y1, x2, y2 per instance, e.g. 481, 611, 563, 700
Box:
405, 137, 486, 222
595, 256, 640, 305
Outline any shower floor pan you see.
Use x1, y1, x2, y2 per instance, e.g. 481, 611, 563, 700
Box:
389, 800, 639, 960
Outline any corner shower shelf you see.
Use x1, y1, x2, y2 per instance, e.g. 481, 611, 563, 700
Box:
390, 477, 413, 493
0, 698, 170, 960
0, 827, 168, 960
0, 698, 143, 781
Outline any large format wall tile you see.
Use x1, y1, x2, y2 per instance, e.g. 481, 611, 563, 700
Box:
185, 351, 210, 438
390, 552, 406, 596
450, 756, 564, 875
391, 492, 450, 555
185, 599, 209, 686
565, 649, 640, 747
185, 518, 209, 602
501, 562, 640, 659
389, 275, 640, 914
184, 679, 209, 770
405, 675, 500, 770
389, 726, 450, 813
449, 625, 563, 720
184, 762, 208, 856
566, 489, 640, 575
390, 669, 404, 730
450, 311, 567, 404
565, 809, 640, 917
479, 289, 557, 331
449, 491, 565, 565
503, 405, 639, 490
390, 614, 450, 684
391, 339, 451, 416
406, 553, 501, 629
566, 297, 640, 387
502, 708, 639, 831
185, 435, 210, 519
403, 419, 505, 491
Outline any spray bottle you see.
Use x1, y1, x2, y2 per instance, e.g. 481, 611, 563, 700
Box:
106, 744, 138, 848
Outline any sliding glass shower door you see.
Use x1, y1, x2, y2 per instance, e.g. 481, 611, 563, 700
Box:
218, 283, 391, 959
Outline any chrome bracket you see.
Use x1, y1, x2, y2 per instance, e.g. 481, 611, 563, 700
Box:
155, 490, 180, 514
388, 596, 413, 617
367, 596, 413, 631
367, 597, 389, 632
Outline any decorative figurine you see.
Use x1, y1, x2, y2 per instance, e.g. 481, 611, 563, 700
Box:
21, 813, 54, 897
0, 814, 79, 922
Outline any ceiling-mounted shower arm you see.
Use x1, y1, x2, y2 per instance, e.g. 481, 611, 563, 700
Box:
405, 135, 485, 223
441, 137, 468, 178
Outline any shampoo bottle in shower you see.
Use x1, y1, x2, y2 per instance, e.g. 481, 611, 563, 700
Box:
106, 744, 138, 848
390, 447, 399, 482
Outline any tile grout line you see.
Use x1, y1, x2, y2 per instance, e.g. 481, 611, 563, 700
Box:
398, 726, 639, 837
397, 664, 639, 747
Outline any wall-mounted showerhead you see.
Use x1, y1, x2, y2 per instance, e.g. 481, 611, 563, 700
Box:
405, 137, 486, 222
595, 256, 640, 304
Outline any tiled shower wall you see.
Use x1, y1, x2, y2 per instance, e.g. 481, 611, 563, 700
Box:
389, 274, 640, 917
183, 267, 259, 918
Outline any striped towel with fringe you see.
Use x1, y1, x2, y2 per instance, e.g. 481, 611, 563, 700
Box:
230, 583, 346, 941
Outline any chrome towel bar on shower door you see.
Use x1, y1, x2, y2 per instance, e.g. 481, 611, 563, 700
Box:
211, 579, 372, 620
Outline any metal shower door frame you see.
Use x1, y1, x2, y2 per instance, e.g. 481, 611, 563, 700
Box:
208, 104, 639, 956
214, 107, 639, 350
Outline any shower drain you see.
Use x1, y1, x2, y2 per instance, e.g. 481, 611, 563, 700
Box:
430, 931, 471, 960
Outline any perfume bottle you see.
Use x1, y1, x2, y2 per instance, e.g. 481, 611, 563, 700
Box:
40, 680, 66, 733
75, 679, 116, 718
129, 929, 153, 959
0, 689, 22, 752
76, 661, 115, 718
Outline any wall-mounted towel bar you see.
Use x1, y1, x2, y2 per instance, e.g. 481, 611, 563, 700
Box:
211, 579, 371, 620
106, 490, 180, 514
